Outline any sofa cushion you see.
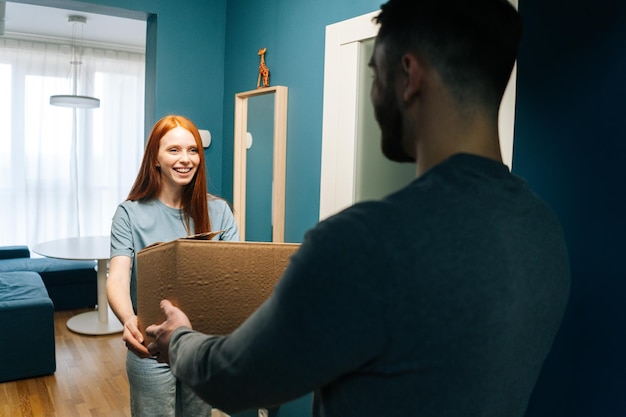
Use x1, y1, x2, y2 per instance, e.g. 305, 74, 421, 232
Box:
0, 271, 50, 302
39, 270, 97, 310
0, 257, 96, 275
0, 257, 98, 310
0, 246, 30, 260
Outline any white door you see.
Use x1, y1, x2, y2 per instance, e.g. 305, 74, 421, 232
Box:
319, 3, 518, 221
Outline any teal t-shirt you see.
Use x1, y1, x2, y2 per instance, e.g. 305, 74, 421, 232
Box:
110, 195, 240, 310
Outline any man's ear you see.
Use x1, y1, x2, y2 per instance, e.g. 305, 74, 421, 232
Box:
400, 52, 424, 102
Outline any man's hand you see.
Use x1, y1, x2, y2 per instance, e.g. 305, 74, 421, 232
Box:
146, 299, 192, 364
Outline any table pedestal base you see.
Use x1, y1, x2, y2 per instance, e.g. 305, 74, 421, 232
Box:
67, 307, 123, 335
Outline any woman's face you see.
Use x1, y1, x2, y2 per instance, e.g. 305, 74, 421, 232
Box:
156, 126, 200, 189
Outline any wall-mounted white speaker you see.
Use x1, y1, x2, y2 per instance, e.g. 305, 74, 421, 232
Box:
199, 129, 211, 148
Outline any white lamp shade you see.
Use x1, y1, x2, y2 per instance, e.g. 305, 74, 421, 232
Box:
50, 95, 100, 109
49, 16, 100, 109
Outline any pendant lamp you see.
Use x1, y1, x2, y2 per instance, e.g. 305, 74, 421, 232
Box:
50, 15, 100, 109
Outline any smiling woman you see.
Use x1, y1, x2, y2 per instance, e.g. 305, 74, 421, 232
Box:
106, 115, 239, 416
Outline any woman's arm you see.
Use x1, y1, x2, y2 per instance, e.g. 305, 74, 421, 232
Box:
107, 255, 151, 358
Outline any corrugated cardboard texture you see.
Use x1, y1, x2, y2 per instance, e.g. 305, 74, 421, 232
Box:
137, 239, 299, 342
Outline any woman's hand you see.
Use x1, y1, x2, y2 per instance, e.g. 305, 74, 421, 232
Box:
107, 256, 151, 357
123, 315, 152, 358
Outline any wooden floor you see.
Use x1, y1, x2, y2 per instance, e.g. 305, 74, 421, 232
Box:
0, 309, 131, 417
0, 310, 234, 417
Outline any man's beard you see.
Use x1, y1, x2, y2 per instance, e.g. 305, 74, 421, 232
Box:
374, 86, 415, 163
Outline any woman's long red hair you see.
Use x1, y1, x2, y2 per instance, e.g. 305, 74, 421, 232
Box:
127, 115, 210, 234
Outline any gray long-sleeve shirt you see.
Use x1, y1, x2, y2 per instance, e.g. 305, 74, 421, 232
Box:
168, 154, 570, 417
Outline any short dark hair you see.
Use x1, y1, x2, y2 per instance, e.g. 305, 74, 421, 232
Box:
375, 0, 522, 111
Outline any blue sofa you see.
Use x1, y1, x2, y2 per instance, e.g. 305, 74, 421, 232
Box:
0, 245, 97, 310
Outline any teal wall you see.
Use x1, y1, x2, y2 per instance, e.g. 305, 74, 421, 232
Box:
514, 1, 626, 416
222, 0, 382, 243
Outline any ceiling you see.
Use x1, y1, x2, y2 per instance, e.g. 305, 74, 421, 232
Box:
1, 1, 146, 50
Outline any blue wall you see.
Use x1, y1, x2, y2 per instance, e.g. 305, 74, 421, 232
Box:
514, 1, 626, 416
222, 0, 382, 242
103, 0, 228, 195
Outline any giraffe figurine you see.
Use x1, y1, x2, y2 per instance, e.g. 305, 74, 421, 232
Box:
257, 47, 270, 88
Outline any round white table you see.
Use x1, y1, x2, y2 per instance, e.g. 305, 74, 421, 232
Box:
33, 236, 123, 335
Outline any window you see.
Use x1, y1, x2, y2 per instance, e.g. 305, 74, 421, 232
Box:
0, 37, 145, 246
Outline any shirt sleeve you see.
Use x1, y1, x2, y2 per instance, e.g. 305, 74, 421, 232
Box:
208, 197, 240, 242
110, 204, 134, 259
168, 207, 387, 413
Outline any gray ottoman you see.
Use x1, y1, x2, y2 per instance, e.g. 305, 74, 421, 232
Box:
0, 271, 56, 382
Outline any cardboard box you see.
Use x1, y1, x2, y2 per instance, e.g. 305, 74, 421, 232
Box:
136, 238, 300, 342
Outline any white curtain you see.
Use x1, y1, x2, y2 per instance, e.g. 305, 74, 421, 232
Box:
0, 37, 145, 247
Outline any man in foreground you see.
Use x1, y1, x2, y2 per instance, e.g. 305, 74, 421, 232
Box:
147, 1, 570, 415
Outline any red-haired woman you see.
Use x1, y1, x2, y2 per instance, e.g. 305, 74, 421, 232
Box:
107, 115, 239, 416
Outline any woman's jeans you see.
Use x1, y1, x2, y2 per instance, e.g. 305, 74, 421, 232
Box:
126, 351, 213, 417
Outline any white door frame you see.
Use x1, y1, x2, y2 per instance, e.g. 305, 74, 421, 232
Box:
320, 11, 380, 221
319, 2, 518, 221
